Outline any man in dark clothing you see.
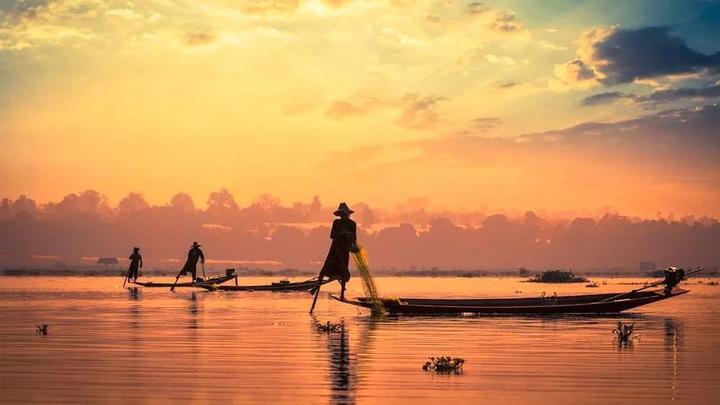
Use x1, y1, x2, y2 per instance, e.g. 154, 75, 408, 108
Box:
318, 202, 357, 300
663, 267, 685, 295
180, 241, 205, 281
128, 247, 142, 282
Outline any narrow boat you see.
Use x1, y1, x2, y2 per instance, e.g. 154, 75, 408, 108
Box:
197, 278, 331, 292
332, 289, 688, 315
131, 272, 237, 288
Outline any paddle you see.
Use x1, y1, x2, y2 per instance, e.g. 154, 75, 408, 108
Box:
309, 276, 324, 314
169, 269, 184, 292
200, 261, 207, 280
600, 267, 703, 302
122, 268, 131, 288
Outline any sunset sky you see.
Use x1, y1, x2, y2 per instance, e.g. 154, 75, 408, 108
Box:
1, 0, 719, 217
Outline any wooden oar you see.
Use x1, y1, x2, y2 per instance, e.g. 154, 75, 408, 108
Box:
122, 268, 131, 288
309, 277, 323, 314
169, 269, 184, 292
600, 267, 703, 302
201, 262, 208, 280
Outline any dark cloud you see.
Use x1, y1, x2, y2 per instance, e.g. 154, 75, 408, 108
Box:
497, 80, 518, 89
490, 12, 523, 32
184, 32, 214, 46
396, 94, 446, 129
520, 103, 720, 157
588, 26, 720, 85
471, 117, 501, 130
639, 81, 720, 104
580, 91, 633, 106
467, 2, 488, 15
581, 82, 720, 107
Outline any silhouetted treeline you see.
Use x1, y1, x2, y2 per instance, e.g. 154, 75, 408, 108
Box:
1, 190, 718, 271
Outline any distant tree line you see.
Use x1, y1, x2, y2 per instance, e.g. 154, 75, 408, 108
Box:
1, 190, 718, 271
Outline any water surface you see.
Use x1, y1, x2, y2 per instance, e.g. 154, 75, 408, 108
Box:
1, 276, 719, 404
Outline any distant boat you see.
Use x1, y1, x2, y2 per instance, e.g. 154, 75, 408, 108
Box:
196, 277, 330, 292
332, 289, 689, 315
132, 271, 237, 288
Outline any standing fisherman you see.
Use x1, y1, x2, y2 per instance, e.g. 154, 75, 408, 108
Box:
181, 241, 205, 282
128, 247, 142, 282
315, 203, 357, 301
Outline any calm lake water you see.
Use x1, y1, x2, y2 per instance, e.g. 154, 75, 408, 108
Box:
1, 276, 719, 404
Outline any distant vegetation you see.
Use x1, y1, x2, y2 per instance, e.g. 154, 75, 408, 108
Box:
529, 270, 587, 283
1, 190, 719, 271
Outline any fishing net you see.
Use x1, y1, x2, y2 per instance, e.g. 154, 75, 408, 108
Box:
351, 246, 384, 314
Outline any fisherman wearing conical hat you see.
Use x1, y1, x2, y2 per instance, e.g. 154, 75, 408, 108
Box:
180, 241, 205, 282
128, 247, 143, 282
317, 203, 357, 300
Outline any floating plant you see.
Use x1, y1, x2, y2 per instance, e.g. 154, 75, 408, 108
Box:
422, 356, 465, 373
316, 321, 344, 334
613, 322, 637, 343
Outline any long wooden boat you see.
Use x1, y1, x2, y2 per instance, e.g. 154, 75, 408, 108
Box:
332, 289, 688, 315
197, 278, 331, 292
131, 273, 237, 288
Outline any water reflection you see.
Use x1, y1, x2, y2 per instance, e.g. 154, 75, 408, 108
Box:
127, 287, 141, 301
328, 321, 354, 405
664, 318, 682, 401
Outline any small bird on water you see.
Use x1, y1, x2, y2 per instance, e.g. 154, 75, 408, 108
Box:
36, 324, 48, 335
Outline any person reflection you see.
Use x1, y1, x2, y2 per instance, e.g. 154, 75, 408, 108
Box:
327, 321, 355, 405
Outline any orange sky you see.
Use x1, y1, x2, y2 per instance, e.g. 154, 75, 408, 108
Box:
1, 0, 719, 218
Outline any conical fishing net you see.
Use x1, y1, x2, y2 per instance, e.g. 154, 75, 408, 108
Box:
351, 246, 384, 314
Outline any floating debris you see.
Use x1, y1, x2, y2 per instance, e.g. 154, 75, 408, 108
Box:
36, 324, 48, 335
316, 321, 344, 334
585, 282, 599, 288
613, 322, 637, 343
422, 356, 465, 373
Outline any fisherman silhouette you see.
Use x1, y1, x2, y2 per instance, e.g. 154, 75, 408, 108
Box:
180, 242, 205, 281
314, 203, 357, 301
128, 247, 142, 282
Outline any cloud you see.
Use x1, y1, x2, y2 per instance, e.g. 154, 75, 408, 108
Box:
105, 8, 141, 20
238, 0, 300, 15
497, 80, 519, 89
467, 2, 489, 15
324, 93, 446, 130
536, 40, 567, 51
395, 94, 446, 129
184, 32, 214, 46
333, 103, 720, 187
490, 12, 523, 33
581, 81, 720, 107
580, 91, 633, 106
0, 0, 103, 50
556, 26, 720, 88
324, 100, 369, 119
470, 117, 502, 130
550, 59, 596, 90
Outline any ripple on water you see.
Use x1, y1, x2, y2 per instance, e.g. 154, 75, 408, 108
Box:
1, 276, 719, 404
